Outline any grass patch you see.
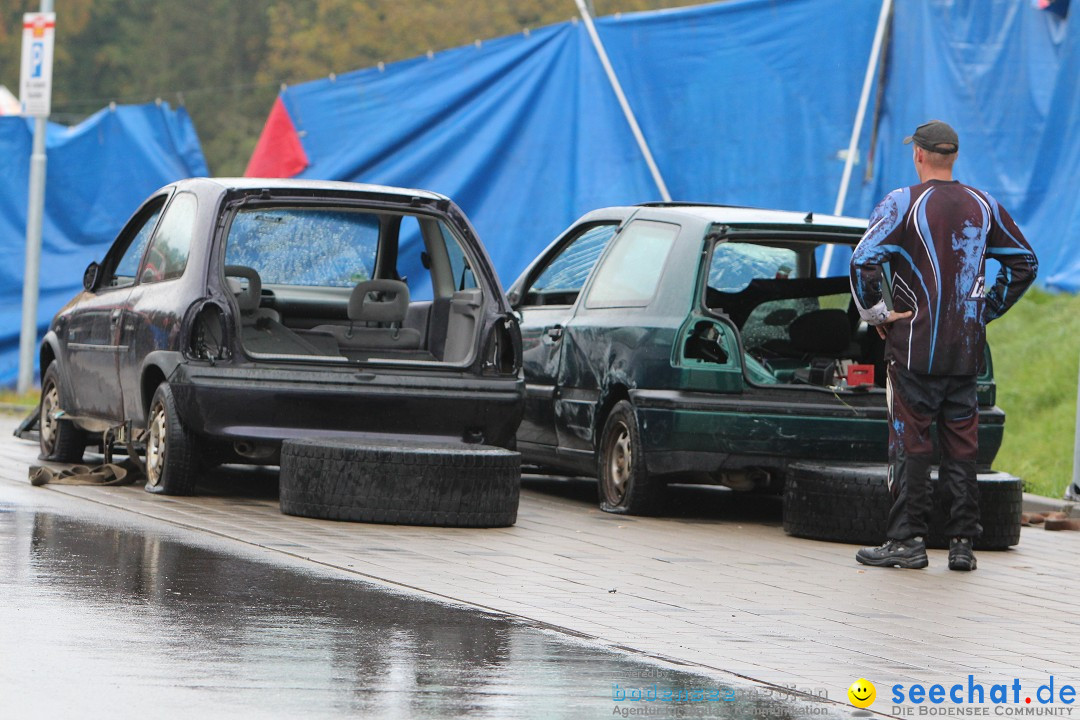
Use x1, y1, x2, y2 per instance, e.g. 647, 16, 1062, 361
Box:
987, 287, 1080, 498
0, 390, 39, 408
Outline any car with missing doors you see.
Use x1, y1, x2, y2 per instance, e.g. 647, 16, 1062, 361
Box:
508, 203, 1005, 516
39, 178, 523, 495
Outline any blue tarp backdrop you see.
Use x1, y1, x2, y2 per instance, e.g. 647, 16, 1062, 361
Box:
260, 0, 880, 286
251, 0, 1077, 289
852, 0, 1080, 290
0, 103, 208, 385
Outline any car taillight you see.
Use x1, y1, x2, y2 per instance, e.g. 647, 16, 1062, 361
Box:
188, 302, 229, 362
483, 315, 520, 376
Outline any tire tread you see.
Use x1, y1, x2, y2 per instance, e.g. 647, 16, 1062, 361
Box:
783, 463, 1022, 550
279, 438, 520, 528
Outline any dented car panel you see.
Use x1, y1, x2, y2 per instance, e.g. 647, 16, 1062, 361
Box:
510, 204, 1004, 491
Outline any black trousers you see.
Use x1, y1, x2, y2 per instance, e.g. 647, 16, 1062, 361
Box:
885, 362, 981, 541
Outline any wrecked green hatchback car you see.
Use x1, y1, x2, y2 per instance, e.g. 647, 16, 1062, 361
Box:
508, 203, 1003, 515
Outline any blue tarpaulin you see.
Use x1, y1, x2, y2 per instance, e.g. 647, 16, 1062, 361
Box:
0, 102, 208, 386
249, 0, 1077, 292
250, 0, 880, 289
849, 0, 1079, 290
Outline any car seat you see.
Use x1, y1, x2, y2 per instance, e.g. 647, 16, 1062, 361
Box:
225, 265, 331, 355
310, 279, 422, 351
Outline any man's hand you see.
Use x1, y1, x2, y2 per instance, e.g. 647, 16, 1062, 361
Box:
875, 310, 913, 339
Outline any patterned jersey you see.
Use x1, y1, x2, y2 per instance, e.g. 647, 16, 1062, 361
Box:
850, 179, 1038, 375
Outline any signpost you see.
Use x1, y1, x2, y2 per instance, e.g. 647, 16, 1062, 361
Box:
16, 4, 54, 395
19, 11, 55, 116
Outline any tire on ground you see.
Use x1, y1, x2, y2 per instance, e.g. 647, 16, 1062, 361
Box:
279, 438, 521, 528
597, 400, 665, 516
39, 363, 88, 463
783, 463, 1022, 550
143, 382, 200, 496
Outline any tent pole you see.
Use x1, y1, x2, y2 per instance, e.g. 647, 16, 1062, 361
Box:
821, 0, 893, 277
574, 0, 672, 202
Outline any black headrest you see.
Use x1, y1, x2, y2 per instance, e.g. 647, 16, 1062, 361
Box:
789, 309, 851, 355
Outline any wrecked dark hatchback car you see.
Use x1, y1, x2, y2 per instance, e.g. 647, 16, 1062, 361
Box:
39, 178, 523, 494
508, 203, 1004, 514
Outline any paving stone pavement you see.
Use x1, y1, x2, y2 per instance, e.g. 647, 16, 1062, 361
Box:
3, 411, 1079, 709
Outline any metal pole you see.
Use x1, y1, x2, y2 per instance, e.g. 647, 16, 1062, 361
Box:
820, 0, 893, 277
1071, 352, 1080, 498
573, 0, 672, 202
16, 0, 53, 395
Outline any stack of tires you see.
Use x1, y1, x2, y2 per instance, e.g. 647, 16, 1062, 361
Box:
783, 463, 1023, 549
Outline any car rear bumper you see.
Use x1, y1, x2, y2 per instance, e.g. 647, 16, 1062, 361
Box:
630, 388, 1005, 476
169, 362, 524, 448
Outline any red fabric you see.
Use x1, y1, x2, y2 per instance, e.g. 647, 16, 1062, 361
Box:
244, 96, 309, 178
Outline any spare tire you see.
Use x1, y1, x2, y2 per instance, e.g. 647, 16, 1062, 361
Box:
279, 438, 521, 527
783, 463, 1022, 550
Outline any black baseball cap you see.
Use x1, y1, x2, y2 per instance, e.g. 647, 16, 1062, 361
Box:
903, 120, 959, 154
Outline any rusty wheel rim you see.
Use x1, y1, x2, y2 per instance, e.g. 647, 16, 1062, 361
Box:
604, 420, 632, 504
40, 382, 59, 452
146, 403, 167, 487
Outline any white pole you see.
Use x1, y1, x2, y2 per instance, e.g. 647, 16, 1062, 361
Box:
821, 0, 893, 277
573, 0, 672, 202
17, 0, 54, 395
1071, 352, 1080, 498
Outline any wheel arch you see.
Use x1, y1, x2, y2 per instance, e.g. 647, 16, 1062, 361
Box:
39, 333, 74, 410
593, 383, 631, 451
39, 335, 58, 378
140, 365, 168, 419
138, 351, 184, 422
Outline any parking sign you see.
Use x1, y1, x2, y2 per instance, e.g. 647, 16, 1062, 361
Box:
19, 13, 55, 116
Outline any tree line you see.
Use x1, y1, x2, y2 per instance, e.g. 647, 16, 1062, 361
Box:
0, 0, 698, 175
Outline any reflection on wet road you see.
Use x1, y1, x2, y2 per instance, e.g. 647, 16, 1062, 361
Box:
0, 500, 824, 719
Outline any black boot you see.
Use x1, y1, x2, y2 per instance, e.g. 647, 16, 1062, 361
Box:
948, 537, 977, 571
856, 537, 928, 569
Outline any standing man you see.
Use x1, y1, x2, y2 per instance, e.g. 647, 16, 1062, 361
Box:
850, 120, 1038, 571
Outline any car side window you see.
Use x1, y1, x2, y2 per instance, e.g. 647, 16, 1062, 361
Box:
521, 223, 618, 306
441, 222, 478, 292
585, 220, 679, 308
109, 201, 166, 289
140, 192, 198, 284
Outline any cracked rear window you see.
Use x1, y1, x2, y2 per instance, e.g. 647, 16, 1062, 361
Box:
225, 208, 378, 287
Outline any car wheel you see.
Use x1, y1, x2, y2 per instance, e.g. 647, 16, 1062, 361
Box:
144, 383, 199, 496
39, 363, 88, 463
279, 438, 521, 527
782, 463, 1022, 550
597, 400, 664, 515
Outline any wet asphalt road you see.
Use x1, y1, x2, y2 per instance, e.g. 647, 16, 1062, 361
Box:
0, 471, 823, 719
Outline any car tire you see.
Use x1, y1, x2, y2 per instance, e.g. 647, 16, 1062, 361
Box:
39, 363, 88, 463
597, 400, 664, 515
783, 463, 1022, 550
143, 383, 200, 496
279, 438, 521, 527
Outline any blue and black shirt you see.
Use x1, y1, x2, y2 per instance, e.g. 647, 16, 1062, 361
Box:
850, 179, 1038, 376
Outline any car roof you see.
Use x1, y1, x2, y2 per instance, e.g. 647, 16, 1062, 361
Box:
633, 202, 867, 231
175, 177, 449, 201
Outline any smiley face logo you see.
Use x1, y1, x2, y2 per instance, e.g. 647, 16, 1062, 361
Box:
848, 678, 876, 708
